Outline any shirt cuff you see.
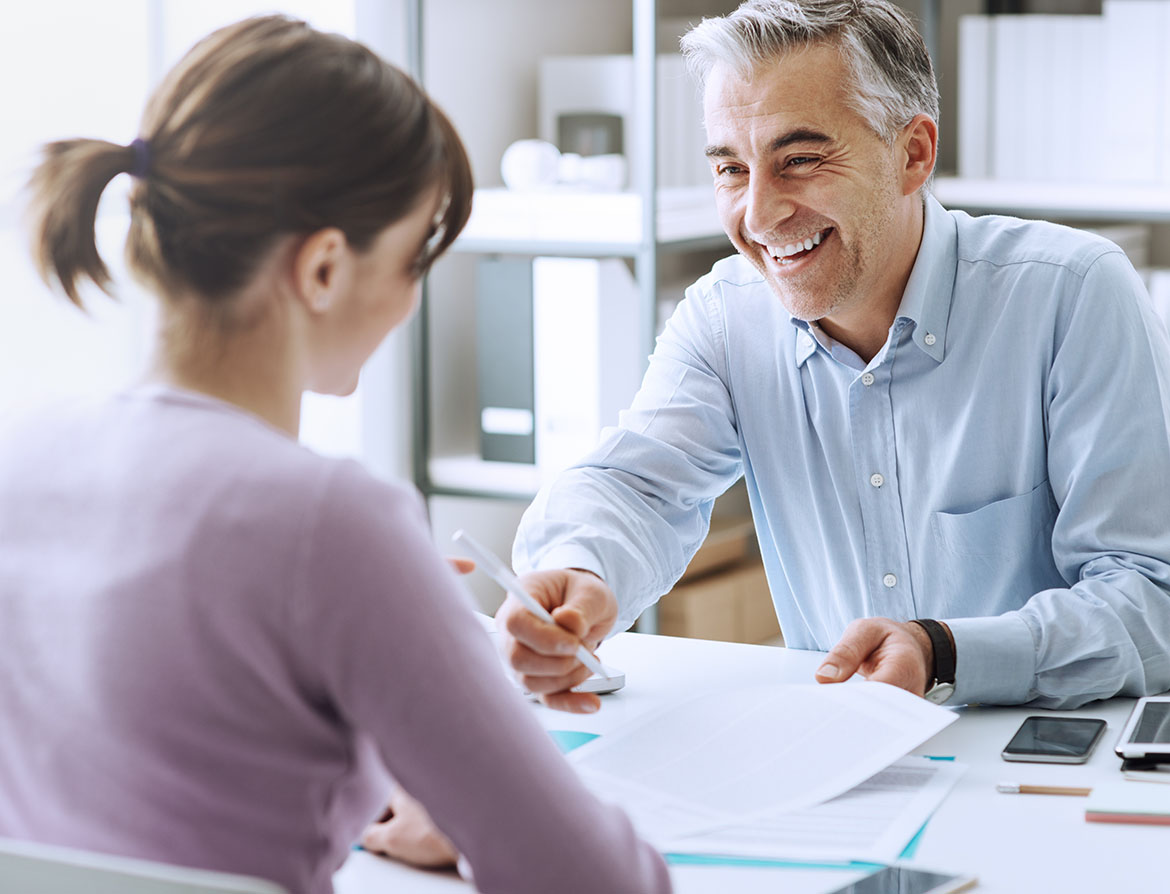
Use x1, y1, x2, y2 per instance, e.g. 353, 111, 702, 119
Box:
947, 613, 1037, 705
517, 545, 649, 634
517, 544, 607, 581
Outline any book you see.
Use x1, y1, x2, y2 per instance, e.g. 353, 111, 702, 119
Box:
476, 257, 535, 464
957, 15, 991, 180
531, 257, 644, 476
1103, 1, 1165, 185
1070, 15, 1107, 184
991, 15, 1024, 181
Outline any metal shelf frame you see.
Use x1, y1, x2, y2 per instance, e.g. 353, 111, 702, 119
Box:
410, 0, 675, 510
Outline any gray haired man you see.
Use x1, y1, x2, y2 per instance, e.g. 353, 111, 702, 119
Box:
501, 0, 1170, 712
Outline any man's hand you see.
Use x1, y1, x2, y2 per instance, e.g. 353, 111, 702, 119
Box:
360, 789, 458, 869
496, 568, 619, 714
814, 617, 934, 697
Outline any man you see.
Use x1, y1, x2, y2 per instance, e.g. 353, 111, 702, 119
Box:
501, 0, 1170, 713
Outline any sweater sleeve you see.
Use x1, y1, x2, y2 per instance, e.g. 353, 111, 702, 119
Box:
293, 463, 671, 894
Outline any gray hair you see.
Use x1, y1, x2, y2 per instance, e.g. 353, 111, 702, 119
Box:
681, 0, 939, 144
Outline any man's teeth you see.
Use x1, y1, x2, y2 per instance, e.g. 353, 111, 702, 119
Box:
770, 230, 825, 262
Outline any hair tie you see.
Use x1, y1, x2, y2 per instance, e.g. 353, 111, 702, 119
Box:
129, 137, 152, 179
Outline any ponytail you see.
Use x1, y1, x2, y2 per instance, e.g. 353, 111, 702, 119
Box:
26, 16, 473, 311
27, 139, 137, 307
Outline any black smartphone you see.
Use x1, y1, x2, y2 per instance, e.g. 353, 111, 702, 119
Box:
1001, 715, 1107, 764
823, 866, 977, 894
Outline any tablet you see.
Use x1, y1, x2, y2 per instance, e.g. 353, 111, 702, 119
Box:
1115, 695, 1170, 760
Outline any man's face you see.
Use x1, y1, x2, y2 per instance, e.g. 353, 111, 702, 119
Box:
704, 44, 912, 327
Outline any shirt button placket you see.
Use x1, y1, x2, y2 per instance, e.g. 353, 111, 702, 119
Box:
852, 335, 915, 619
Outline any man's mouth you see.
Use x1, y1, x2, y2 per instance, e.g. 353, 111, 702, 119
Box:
765, 227, 833, 265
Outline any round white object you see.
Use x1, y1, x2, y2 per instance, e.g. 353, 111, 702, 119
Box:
500, 139, 561, 191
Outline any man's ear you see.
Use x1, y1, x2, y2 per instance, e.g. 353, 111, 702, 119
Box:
291, 227, 350, 315
899, 114, 938, 197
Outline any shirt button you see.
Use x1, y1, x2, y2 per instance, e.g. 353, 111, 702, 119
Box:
924, 332, 937, 346
883, 573, 897, 588
869, 473, 884, 488
861, 372, 875, 386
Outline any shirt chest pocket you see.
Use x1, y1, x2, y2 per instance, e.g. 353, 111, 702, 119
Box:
931, 480, 1058, 558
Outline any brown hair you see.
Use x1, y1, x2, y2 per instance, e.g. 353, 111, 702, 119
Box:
27, 15, 473, 307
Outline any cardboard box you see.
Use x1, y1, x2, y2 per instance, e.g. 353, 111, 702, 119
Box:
676, 516, 756, 582
658, 559, 782, 646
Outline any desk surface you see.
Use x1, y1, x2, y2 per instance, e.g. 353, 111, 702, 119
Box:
334, 632, 1160, 894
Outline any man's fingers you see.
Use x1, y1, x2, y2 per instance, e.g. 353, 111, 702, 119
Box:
816, 620, 887, 682
506, 640, 580, 676
541, 690, 602, 714
550, 603, 588, 639
521, 662, 593, 695
493, 569, 619, 714
816, 619, 932, 696
500, 599, 579, 656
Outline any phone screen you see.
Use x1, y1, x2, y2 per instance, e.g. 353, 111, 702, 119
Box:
1128, 701, 1170, 744
1003, 716, 1106, 757
825, 866, 971, 894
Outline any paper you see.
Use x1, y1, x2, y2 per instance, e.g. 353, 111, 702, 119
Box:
568, 680, 957, 832
666, 757, 966, 864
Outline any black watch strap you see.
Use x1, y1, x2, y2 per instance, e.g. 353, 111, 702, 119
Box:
911, 618, 955, 687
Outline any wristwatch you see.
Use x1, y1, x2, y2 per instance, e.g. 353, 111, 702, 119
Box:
910, 618, 955, 705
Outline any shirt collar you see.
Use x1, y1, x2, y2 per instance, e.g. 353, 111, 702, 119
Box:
894, 194, 957, 364
791, 194, 957, 368
794, 320, 818, 366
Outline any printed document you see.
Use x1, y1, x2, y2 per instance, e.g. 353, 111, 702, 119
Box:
568, 681, 958, 847
667, 756, 966, 863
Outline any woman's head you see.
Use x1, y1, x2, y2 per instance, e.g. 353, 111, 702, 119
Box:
28, 15, 472, 310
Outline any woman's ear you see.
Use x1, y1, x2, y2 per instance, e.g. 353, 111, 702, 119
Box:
291, 227, 351, 315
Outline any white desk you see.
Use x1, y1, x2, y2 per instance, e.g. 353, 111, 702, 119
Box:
334, 632, 1161, 894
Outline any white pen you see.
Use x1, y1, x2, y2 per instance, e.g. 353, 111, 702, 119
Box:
452, 529, 610, 680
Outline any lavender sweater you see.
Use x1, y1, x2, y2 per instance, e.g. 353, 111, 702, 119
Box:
0, 386, 669, 894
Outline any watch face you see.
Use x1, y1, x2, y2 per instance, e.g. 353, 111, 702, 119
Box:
924, 682, 955, 705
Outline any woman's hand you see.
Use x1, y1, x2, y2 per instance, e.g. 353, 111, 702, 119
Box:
360, 789, 458, 869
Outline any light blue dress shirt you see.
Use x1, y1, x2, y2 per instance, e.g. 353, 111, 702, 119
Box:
515, 196, 1170, 708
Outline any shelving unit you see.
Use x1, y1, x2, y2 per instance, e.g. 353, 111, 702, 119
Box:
410, 0, 731, 505
934, 177, 1170, 223
405, 0, 739, 626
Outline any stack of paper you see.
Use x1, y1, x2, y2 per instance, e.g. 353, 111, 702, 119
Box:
568, 681, 963, 864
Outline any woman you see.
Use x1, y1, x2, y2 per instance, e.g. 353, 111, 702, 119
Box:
0, 16, 669, 894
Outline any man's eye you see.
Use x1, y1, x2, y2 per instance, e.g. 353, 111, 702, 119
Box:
786, 156, 820, 168
714, 163, 745, 176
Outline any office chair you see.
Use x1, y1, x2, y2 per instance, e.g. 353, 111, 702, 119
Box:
0, 837, 287, 894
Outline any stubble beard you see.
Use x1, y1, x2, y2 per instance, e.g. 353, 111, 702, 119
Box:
740, 236, 862, 324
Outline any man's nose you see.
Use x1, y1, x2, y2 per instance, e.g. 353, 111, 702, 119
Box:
743, 173, 796, 242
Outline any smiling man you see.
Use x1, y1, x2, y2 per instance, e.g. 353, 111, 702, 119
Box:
503, 0, 1170, 711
